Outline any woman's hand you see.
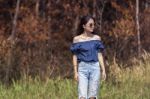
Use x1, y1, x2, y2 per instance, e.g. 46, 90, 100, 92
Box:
74, 72, 78, 82
102, 70, 106, 81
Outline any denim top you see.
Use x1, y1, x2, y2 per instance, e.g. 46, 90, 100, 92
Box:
70, 40, 104, 62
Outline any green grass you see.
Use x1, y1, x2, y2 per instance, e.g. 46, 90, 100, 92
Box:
0, 56, 150, 99
0, 77, 149, 99
0, 71, 149, 99
0, 78, 78, 99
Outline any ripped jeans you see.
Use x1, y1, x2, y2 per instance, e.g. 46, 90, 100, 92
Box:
78, 61, 100, 99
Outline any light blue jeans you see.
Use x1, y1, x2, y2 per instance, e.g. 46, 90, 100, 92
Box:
78, 61, 100, 99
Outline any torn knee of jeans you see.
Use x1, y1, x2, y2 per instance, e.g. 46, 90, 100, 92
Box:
89, 97, 96, 99
80, 96, 86, 99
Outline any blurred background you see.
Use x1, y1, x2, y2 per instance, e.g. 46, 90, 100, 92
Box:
0, 0, 149, 83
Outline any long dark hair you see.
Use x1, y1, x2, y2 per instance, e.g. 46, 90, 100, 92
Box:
76, 15, 95, 35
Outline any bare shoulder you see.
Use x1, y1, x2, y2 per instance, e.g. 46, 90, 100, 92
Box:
94, 34, 101, 40
73, 35, 80, 43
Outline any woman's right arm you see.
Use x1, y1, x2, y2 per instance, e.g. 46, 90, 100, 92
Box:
72, 36, 78, 81
72, 54, 78, 81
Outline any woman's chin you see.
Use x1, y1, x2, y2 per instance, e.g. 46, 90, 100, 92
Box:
89, 30, 94, 32
86, 29, 94, 33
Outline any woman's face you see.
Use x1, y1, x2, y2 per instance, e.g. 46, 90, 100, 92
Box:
83, 18, 95, 33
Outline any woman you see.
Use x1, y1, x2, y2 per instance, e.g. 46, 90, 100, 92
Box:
70, 15, 106, 99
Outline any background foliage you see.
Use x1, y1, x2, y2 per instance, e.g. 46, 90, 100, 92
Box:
0, 0, 149, 83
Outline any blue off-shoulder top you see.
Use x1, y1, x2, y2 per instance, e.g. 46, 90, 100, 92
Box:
70, 40, 104, 62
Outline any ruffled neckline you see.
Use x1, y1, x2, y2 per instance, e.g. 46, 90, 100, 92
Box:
72, 40, 102, 44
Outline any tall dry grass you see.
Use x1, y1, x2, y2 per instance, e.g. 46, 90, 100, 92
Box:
0, 53, 149, 99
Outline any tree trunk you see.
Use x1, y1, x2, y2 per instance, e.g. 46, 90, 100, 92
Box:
136, 0, 141, 57
96, 0, 107, 33
99, 1, 107, 33
92, 0, 96, 18
5, 0, 20, 84
72, 16, 79, 36
35, 0, 40, 19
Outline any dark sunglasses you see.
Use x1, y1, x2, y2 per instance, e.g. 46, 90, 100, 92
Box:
88, 23, 95, 28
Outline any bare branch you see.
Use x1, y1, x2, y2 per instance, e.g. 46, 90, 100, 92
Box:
8, 0, 20, 41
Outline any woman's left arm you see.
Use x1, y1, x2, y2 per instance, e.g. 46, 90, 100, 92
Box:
98, 52, 106, 81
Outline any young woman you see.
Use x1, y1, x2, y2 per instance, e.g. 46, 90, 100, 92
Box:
70, 15, 106, 99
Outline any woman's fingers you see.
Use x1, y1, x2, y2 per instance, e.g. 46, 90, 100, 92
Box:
74, 73, 78, 82
102, 71, 106, 81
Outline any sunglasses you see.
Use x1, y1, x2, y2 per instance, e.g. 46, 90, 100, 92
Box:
88, 23, 95, 28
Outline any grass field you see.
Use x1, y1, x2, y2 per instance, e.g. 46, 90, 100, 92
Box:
0, 56, 149, 99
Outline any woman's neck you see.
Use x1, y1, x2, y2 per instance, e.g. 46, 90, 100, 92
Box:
82, 31, 93, 37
